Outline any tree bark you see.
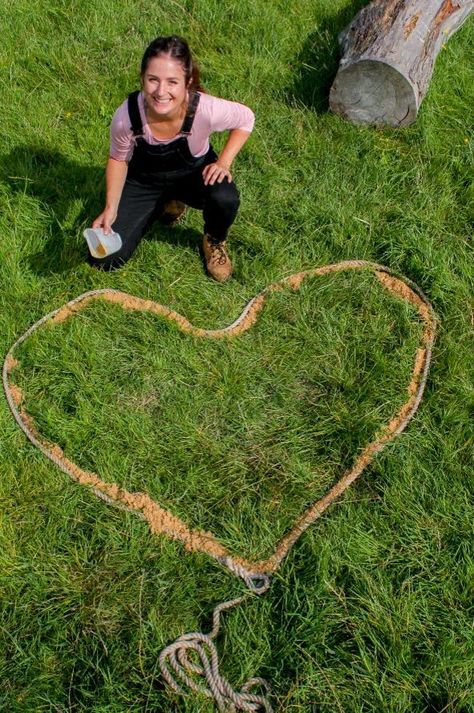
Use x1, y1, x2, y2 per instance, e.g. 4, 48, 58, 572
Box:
329, 0, 473, 127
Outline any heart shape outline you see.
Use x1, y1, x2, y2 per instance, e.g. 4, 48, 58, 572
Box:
3, 261, 436, 587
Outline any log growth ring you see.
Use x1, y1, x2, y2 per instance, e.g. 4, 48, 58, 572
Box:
329, 60, 417, 127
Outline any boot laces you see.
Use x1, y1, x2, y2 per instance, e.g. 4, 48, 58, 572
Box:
208, 239, 227, 265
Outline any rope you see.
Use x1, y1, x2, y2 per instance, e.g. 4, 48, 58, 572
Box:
2, 261, 437, 712
159, 595, 273, 712
217, 558, 271, 594
2, 262, 436, 579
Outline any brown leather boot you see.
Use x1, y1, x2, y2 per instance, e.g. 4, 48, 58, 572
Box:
159, 200, 186, 226
202, 234, 233, 282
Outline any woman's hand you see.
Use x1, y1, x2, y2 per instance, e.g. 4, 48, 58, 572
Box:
202, 129, 251, 186
92, 207, 117, 235
202, 162, 232, 186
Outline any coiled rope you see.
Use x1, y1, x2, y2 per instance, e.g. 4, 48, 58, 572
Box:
159, 591, 273, 712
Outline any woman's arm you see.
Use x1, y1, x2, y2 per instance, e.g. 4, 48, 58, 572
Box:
202, 128, 251, 186
92, 157, 129, 233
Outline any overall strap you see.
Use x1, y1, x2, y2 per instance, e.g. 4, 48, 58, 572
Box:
128, 91, 144, 137
180, 92, 201, 135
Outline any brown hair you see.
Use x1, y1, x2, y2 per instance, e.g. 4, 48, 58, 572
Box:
140, 36, 203, 92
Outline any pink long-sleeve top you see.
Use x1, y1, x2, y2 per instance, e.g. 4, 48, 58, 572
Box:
109, 91, 255, 162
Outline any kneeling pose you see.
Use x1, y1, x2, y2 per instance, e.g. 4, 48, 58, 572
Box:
91, 35, 254, 281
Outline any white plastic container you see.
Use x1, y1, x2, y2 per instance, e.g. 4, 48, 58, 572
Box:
83, 227, 122, 259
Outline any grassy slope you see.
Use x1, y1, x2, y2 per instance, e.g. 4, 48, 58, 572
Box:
0, 0, 472, 710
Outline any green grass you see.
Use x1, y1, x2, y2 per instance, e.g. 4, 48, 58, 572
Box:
0, 1, 473, 711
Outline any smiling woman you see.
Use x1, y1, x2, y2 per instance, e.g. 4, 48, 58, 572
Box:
90, 35, 255, 281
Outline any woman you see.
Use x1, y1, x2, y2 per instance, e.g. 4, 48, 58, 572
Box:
91, 35, 254, 281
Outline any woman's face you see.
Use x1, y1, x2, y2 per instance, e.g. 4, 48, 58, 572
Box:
141, 54, 189, 119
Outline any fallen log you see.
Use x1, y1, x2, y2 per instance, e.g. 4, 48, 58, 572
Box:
329, 0, 474, 127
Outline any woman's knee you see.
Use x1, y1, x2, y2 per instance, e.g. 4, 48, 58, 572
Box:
205, 180, 240, 215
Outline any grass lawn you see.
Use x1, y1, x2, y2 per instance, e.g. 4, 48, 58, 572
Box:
1, 1, 473, 711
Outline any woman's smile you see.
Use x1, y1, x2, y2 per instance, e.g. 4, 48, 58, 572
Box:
153, 97, 173, 106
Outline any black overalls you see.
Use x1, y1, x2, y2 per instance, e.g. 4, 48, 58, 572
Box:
89, 90, 240, 271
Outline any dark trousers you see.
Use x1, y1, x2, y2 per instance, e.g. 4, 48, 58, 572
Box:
89, 161, 240, 271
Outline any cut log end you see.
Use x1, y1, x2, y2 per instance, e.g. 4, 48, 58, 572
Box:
329, 60, 417, 127
328, 0, 473, 128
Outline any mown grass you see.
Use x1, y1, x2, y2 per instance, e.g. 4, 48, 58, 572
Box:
0, 1, 473, 711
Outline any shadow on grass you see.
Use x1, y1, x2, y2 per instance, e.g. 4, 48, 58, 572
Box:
286, 0, 366, 114
1, 145, 202, 277
2, 145, 101, 276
